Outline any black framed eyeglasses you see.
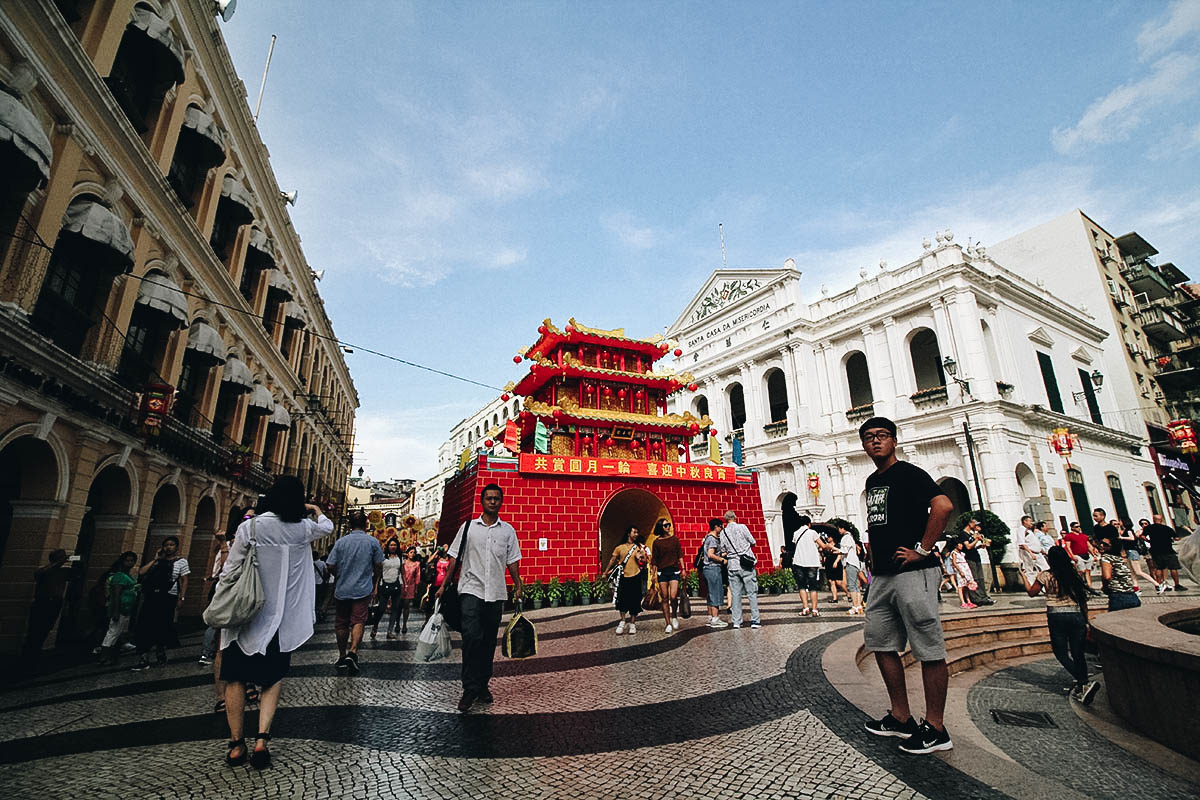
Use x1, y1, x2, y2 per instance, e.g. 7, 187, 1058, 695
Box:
861, 431, 892, 443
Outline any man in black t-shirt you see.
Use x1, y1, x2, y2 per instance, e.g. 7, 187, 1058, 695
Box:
1145, 514, 1185, 592
858, 416, 954, 755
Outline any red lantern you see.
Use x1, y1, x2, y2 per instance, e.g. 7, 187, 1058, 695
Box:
689, 423, 699, 434
501, 393, 510, 401
617, 388, 627, 400
605, 436, 615, 447
513, 355, 522, 363
659, 342, 669, 352
484, 439, 494, 447
687, 382, 698, 392
552, 409, 563, 420
538, 325, 547, 335
519, 411, 530, 421
631, 439, 641, 449
673, 348, 682, 357
603, 386, 613, 398
710, 428, 718, 436
1046, 427, 1080, 468
635, 389, 644, 399
584, 384, 594, 395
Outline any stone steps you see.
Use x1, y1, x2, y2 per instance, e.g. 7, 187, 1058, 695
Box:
855, 606, 1107, 677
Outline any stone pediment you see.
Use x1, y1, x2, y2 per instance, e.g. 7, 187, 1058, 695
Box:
669, 267, 798, 336
1027, 326, 1055, 347
1070, 346, 1093, 364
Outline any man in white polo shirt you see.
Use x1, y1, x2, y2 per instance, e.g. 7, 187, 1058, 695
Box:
438, 483, 523, 712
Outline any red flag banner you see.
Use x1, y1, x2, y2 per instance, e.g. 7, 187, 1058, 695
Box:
518, 453, 735, 484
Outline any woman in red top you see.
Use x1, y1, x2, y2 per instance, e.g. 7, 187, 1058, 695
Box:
399, 546, 422, 634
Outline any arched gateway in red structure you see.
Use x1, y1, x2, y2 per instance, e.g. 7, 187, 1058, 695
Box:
438, 319, 771, 583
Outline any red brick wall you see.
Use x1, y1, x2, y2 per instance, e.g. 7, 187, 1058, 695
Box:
438, 461, 771, 583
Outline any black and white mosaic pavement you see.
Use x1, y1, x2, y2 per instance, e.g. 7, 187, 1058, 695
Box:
2, 596, 1193, 799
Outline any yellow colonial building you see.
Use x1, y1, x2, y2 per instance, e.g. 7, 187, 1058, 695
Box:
0, 0, 356, 653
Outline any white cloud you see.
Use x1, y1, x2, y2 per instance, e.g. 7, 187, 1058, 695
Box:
465, 164, 549, 200
1051, 52, 1199, 154
603, 211, 663, 250
785, 164, 1110, 293
353, 401, 485, 482
489, 247, 527, 267
1137, 0, 1200, 59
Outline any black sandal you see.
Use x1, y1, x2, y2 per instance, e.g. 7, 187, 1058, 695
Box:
224, 738, 247, 767
214, 699, 226, 714
250, 733, 272, 770
244, 686, 260, 704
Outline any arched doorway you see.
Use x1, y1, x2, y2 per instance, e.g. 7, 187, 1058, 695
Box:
0, 434, 65, 653
183, 495, 218, 615
938, 477, 971, 533
143, 483, 182, 562
60, 465, 134, 643
597, 488, 671, 570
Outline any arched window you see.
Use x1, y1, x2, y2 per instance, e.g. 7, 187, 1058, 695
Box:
104, 4, 184, 134
502, 408, 509, 421
909, 328, 945, 391
167, 105, 225, 208
117, 269, 187, 389
765, 369, 788, 422
728, 383, 746, 431
845, 351, 873, 409
1066, 467, 1092, 534
981, 320, 1002, 381
31, 197, 133, 357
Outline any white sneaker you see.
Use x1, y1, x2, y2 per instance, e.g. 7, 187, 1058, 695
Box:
1156, 582, 1168, 595
615, 620, 626, 635
628, 623, 636, 635
665, 624, 674, 634
710, 618, 729, 628
671, 618, 680, 631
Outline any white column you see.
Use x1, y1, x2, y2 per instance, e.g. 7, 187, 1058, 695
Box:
882, 316, 911, 398
784, 345, 802, 431
740, 361, 761, 444
822, 345, 841, 432
861, 324, 891, 418
949, 290, 995, 400
929, 300, 953, 381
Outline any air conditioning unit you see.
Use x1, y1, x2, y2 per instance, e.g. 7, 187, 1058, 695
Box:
1125, 342, 1142, 359
1133, 292, 1150, 310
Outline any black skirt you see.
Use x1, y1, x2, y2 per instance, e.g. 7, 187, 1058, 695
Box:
135, 592, 179, 649
616, 572, 644, 615
220, 632, 291, 688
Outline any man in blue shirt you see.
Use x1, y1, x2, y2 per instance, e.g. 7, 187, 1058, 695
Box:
326, 510, 383, 674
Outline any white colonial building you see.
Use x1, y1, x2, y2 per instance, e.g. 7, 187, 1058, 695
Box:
667, 232, 1163, 566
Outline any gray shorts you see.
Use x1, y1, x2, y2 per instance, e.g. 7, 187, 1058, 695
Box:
863, 566, 946, 662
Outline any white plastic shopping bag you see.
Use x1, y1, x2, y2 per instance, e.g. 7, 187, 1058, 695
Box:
415, 600, 451, 662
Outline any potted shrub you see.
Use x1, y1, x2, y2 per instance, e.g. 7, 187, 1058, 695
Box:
780, 567, 797, 593
684, 570, 700, 598
562, 578, 581, 606
546, 577, 563, 608
758, 570, 775, 594
578, 573, 592, 606
591, 574, 610, 604
525, 580, 545, 610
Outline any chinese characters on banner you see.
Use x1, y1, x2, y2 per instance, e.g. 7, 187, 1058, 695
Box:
518, 453, 736, 483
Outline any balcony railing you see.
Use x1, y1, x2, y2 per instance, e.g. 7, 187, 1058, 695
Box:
1136, 305, 1188, 343
910, 385, 948, 406
1121, 262, 1173, 301
763, 420, 789, 438
846, 403, 875, 422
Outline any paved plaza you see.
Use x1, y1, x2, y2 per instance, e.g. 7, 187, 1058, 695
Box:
2, 593, 1198, 800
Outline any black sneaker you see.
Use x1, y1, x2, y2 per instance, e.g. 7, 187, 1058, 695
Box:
865, 712, 920, 738
478, 689, 494, 703
346, 651, 360, 675
130, 661, 151, 673
335, 655, 349, 672
1174, 586, 1187, 592
898, 720, 953, 754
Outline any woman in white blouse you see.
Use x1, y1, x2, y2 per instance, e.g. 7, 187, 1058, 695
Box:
219, 476, 332, 769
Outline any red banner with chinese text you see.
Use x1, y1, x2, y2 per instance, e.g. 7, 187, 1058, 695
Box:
518, 452, 736, 483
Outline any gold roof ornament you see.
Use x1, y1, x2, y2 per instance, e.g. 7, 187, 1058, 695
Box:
567, 318, 626, 339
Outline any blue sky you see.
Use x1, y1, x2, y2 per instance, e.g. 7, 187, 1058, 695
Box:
220, 0, 1200, 483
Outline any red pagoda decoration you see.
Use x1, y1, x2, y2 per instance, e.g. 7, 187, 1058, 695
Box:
438, 319, 772, 585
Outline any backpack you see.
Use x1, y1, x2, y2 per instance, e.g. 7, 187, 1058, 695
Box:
693, 542, 706, 570
141, 558, 175, 595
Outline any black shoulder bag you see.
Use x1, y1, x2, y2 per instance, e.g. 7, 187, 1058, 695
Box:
440, 521, 470, 632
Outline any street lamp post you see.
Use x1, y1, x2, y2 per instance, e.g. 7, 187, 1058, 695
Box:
943, 357, 986, 512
